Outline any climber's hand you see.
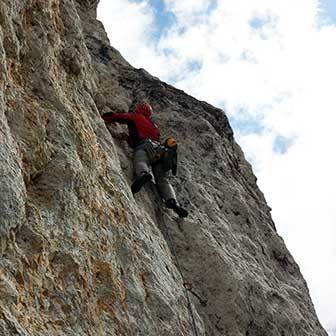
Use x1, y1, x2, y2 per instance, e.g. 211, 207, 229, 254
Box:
102, 112, 114, 123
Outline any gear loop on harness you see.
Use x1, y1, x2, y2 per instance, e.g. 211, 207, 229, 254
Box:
143, 138, 178, 175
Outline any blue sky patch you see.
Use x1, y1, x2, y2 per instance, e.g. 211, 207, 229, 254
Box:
320, 0, 336, 24
207, 0, 218, 15
249, 15, 278, 39
150, 0, 176, 39
327, 326, 336, 336
161, 47, 177, 57
249, 17, 268, 29
128, 0, 218, 40
129, 0, 177, 39
229, 110, 266, 136
166, 59, 203, 83
187, 59, 203, 72
240, 50, 257, 63
273, 135, 295, 154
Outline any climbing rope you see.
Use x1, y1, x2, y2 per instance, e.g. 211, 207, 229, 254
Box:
147, 182, 207, 335
160, 210, 200, 336
183, 282, 208, 307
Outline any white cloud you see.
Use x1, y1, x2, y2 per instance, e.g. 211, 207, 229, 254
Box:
98, 0, 336, 332
164, 0, 214, 21
165, 0, 210, 12
97, 0, 156, 67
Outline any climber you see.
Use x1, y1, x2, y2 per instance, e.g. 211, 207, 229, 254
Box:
102, 102, 188, 218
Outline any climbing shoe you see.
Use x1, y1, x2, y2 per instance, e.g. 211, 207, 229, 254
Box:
165, 199, 188, 218
131, 173, 152, 194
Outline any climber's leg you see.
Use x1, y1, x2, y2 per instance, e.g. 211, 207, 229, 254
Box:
131, 146, 152, 194
165, 198, 188, 218
152, 163, 188, 218
152, 162, 176, 201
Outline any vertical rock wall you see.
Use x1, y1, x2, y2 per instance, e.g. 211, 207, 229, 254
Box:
0, 1, 327, 335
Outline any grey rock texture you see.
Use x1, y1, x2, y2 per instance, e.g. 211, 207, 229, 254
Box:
0, 1, 327, 335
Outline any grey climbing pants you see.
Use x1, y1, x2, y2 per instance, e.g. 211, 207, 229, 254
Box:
133, 144, 176, 201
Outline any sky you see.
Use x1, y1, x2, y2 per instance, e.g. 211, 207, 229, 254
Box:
97, 0, 336, 334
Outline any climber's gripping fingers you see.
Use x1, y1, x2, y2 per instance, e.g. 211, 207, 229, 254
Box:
101, 112, 115, 123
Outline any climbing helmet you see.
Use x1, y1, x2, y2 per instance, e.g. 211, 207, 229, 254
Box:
134, 102, 153, 117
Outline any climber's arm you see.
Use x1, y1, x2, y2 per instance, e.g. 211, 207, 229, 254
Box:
101, 112, 135, 124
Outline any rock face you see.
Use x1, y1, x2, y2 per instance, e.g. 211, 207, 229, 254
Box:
0, 1, 327, 335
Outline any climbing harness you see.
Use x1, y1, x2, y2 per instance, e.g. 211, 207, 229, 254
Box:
144, 139, 162, 163
144, 137, 178, 175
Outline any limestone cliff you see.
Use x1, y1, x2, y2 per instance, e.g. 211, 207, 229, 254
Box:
0, 1, 327, 335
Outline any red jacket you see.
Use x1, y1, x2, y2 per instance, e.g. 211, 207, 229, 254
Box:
102, 109, 160, 148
